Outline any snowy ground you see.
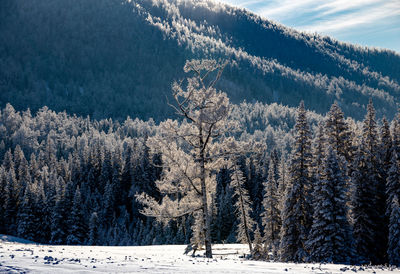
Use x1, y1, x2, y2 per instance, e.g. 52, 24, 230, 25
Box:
0, 235, 399, 273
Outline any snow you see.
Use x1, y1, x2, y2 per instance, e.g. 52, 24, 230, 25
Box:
0, 235, 399, 273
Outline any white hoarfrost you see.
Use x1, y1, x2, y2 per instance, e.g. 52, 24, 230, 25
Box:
1, 235, 399, 273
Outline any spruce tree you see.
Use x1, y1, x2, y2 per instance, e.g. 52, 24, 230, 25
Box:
351, 144, 378, 264
66, 186, 87, 245
307, 146, 353, 264
17, 183, 37, 241
88, 212, 99, 245
388, 196, 400, 266
0, 167, 5, 233
3, 169, 17, 234
387, 152, 400, 217
50, 178, 67, 244
277, 151, 287, 212
280, 101, 313, 262
325, 103, 352, 163
231, 165, 255, 254
261, 159, 281, 256
359, 99, 385, 264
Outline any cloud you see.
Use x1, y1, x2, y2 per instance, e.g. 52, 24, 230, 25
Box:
217, 0, 400, 52
257, 0, 320, 18
299, 0, 400, 33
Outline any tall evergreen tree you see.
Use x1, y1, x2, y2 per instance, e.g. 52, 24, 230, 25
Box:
358, 99, 385, 264
66, 186, 87, 245
3, 169, 17, 234
50, 178, 67, 244
307, 147, 353, 264
381, 117, 393, 178
325, 103, 353, 163
277, 151, 287, 212
351, 144, 378, 264
387, 152, 400, 216
231, 165, 255, 254
17, 183, 37, 240
261, 159, 281, 255
388, 196, 400, 266
280, 101, 313, 262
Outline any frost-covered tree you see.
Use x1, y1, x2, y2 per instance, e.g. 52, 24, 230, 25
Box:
3, 169, 18, 234
380, 117, 393, 177
50, 178, 66, 244
306, 146, 353, 264
88, 212, 99, 246
66, 186, 87, 245
17, 183, 37, 240
312, 122, 326, 179
280, 101, 313, 262
231, 165, 255, 254
325, 103, 352, 163
388, 196, 400, 266
351, 144, 377, 264
352, 100, 384, 264
261, 159, 280, 255
136, 59, 232, 258
387, 152, 400, 219
277, 151, 287, 211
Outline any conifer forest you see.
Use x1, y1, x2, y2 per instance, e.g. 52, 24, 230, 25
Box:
0, 59, 399, 266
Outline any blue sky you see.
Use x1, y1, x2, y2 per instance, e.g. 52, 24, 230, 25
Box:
218, 0, 400, 53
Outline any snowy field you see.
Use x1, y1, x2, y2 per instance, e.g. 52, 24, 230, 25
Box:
1, 235, 399, 273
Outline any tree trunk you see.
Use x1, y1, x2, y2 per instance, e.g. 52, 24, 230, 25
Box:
239, 187, 253, 255
199, 127, 212, 258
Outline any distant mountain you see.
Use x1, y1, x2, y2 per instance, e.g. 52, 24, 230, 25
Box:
1, 0, 399, 121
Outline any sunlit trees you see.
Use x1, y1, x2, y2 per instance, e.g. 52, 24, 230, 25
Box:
307, 147, 353, 263
261, 159, 281, 256
231, 165, 255, 254
280, 101, 313, 262
136, 59, 232, 258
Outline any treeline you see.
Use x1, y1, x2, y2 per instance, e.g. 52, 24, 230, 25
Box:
0, 100, 399, 265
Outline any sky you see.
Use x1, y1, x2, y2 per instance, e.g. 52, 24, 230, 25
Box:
218, 0, 400, 53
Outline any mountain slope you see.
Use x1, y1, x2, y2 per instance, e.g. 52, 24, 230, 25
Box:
0, 0, 399, 120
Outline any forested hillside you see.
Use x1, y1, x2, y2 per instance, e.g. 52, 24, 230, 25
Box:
1, 0, 399, 121
0, 96, 399, 264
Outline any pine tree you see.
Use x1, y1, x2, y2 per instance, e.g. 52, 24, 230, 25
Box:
252, 224, 265, 260
261, 159, 281, 256
378, 117, 392, 262
0, 167, 6, 233
50, 178, 67, 244
381, 117, 393, 177
66, 186, 87, 245
231, 165, 255, 254
387, 152, 400, 216
3, 149, 14, 171
277, 151, 287, 212
17, 183, 37, 241
3, 169, 17, 234
312, 122, 326, 180
280, 101, 313, 262
392, 115, 400, 157
307, 146, 353, 264
88, 212, 99, 245
325, 102, 352, 163
353, 99, 384, 264
388, 196, 400, 266
351, 144, 377, 264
